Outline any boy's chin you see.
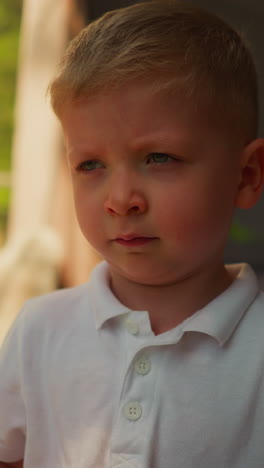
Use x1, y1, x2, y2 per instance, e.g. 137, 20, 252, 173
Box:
108, 261, 181, 287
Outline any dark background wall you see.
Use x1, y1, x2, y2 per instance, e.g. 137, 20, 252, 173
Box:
189, 0, 264, 274
76, 0, 264, 273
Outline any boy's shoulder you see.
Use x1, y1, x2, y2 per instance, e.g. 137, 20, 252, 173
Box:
24, 260, 110, 320
250, 286, 264, 315
9, 280, 92, 346
24, 280, 90, 321
27, 280, 90, 309
1, 261, 118, 352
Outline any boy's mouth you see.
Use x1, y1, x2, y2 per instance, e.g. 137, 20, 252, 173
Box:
115, 234, 158, 246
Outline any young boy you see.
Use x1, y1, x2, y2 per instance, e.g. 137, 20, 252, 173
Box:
1, 1, 264, 467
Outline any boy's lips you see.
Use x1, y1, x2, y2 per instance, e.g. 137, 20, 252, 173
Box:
114, 234, 158, 246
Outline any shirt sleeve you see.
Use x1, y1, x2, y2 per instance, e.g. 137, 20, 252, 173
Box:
0, 307, 26, 463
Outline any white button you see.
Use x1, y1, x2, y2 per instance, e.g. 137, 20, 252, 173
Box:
123, 401, 142, 421
134, 356, 151, 375
125, 319, 139, 335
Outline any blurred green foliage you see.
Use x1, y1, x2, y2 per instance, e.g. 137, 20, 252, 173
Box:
0, 0, 22, 233
0, 187, 10, 231
0, 0, 22, 171
229, 219, 257, 244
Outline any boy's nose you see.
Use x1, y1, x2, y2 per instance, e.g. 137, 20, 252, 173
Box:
103, 172, 148, 216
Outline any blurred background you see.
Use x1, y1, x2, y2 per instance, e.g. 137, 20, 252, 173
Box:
0, 0, 263, 345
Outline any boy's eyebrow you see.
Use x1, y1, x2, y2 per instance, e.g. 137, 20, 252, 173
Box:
130, 129, 210, 156
67, 130, 195, 154
66, 146, 100, 161
66, 142, 184, 162
129, 131, 192, 149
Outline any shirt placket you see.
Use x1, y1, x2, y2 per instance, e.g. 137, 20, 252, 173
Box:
109, 312, 162, 468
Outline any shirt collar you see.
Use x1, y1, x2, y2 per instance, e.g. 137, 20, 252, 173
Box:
87, 261, 260, 345
87, 261, 132, 330
181, 263, 259, 345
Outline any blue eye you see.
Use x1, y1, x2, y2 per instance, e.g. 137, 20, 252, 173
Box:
147, 153, 174, 164
77, 160, 102, 171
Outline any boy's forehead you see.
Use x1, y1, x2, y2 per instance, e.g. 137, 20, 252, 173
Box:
63, 84, 193, 136
61, 83, 236, 161
61, 79, 224, 147
63, 79, 204, 126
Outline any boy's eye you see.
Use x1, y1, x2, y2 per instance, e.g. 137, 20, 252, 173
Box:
77, 160, 103, 171
147, 153, 175, 164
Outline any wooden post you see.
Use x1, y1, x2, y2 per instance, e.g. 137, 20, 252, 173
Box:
7, 0, 68, 239
6, 0, 100, 289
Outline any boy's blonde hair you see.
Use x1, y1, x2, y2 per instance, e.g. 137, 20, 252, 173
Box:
49, 0, 258, 145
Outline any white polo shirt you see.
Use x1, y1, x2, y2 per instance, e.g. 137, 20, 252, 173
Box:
0, 261, 264, 468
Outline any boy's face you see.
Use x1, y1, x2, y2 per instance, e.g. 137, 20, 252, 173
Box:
61, 80, 242, 287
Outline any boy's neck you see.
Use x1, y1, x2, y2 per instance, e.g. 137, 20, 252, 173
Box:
109, 264, 234, 335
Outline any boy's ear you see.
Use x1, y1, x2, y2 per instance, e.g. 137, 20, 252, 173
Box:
235, 138, 264, 209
